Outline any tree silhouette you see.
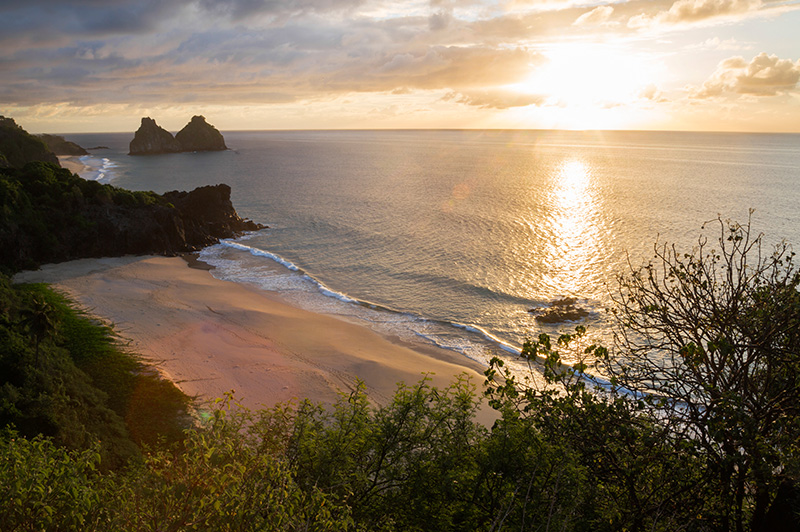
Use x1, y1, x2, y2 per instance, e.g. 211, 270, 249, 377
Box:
608, 215, 800, 531
20, 296, 57, 366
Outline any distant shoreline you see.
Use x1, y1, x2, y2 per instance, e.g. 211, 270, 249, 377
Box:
58, 155, 93, 178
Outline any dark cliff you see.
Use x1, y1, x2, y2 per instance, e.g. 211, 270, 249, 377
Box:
0, 116, 60, 168
129, 117, 181, 155
175, 115, 227, 152
37, 134, 89, 156
0, 162, 263, 274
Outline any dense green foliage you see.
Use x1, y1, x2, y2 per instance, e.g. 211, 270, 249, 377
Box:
0, 162, 165, 273
35, 134, 88, 156
1, 219, 798, 531
0, 116, 59, 168
0, 276, 191, 470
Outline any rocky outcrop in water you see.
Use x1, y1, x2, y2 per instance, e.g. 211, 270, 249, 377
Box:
37, 134, 89, 156
129, 116, 227, 155
529, 297, 590, 323
129, 117, 181, 155
175, 115, 227, 152
0, 116, 60, 168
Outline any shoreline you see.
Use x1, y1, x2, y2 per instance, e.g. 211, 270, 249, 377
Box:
58, 155, 92, 177
13, 255, 495, 424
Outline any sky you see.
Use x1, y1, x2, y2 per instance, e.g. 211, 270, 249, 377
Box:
1, 0, 799, 133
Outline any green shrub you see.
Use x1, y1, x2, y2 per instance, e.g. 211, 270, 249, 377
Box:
0, 430, 104, 531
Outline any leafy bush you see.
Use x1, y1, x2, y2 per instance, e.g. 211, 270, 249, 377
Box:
0, 430, 104, 532
289, 376, 486, 531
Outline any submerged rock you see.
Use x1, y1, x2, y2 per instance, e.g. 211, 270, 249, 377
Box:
529, 297, 590, 323
129, 117, 181, 155
175, 115, 227, 152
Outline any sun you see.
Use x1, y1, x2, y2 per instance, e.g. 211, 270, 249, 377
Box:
525, 44, 658, 105
505, 44, 664, 129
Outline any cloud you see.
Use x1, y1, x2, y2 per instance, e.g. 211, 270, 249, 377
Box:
0, 2, 541, 108
690, 52, 800, 98
0, 1, 191, 43
628, 0, 762, 28
443, 89, 547, 109
2, 0, 799, 134
429, 10, 453, 31
196, 0, 366, 21
687, 36, 753, 51
573, 5, 614, 26
639, 83, 668, 102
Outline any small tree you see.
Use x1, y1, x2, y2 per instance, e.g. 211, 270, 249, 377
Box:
485, 329, 707, 531
19, 295, 57, 366
607, 215, 800, 531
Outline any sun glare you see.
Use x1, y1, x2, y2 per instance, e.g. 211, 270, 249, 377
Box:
530, 46, 655, 105
507, 44, 663, 129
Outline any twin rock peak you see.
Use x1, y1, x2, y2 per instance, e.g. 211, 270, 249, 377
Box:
129, 115, 227, 155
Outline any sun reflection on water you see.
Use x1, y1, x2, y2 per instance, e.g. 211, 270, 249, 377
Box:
539, 159, 604, 299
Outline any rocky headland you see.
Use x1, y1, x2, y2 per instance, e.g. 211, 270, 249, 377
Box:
0, 116, 262, 273
129, 116, 227, 155
37, 133, 89, 156
0, 116, 60, 168
0, 162, 263, 273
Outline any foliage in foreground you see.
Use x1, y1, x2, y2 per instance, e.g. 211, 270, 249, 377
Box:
1, 378, 593, 532
486, 216, 800, 531
1, 217, 799, 531
608, 215, 800, 530
0, 276, 191, 469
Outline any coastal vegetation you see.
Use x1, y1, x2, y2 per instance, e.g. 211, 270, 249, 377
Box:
2, 216, 798, 530
0, 278, 192, 468
0, 160, 261, 273
0, 117, 59, 168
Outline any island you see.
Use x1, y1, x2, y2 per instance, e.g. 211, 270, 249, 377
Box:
129, 115, 227, 155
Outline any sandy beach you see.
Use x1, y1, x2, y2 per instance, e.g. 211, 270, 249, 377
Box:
14, 255, 494, 422
58, 155, 91, 177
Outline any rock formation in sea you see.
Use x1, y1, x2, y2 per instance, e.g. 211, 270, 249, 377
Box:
129, 116, 227, 155
175, 115, 227, 152
529, 297, 590, 323
36, 134, 89, 156
0, 116, 60, 168
129, 117, 181, 155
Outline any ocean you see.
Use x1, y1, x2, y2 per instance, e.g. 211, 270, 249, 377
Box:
63, 129, 800, 373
